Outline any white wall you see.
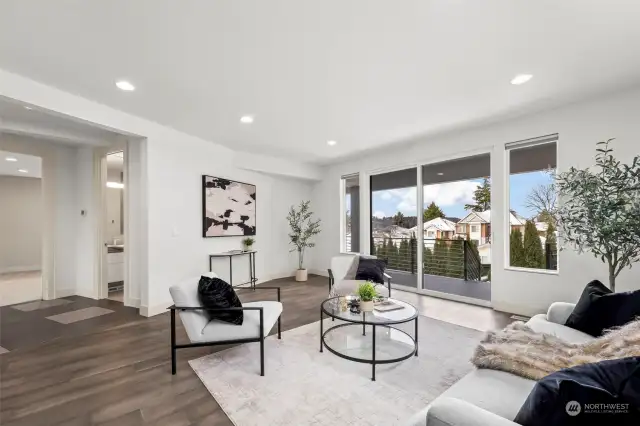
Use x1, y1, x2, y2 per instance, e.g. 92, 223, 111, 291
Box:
145, 136, 314, 311
311, 87, 640, 316
0, 175, 42, 273
0, 133, 80, 298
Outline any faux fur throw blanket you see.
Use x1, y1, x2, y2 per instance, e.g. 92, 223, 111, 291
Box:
471, 319, 640, 380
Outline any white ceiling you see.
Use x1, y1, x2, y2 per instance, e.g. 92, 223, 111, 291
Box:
0, 150, 42, 178
1, 1, 640, 164
0, 97, 123, 146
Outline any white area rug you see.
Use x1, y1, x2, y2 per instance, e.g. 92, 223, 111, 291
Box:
190, 316, 481, 426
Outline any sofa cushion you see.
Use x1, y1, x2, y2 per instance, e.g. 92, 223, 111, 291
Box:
514, 357, 640, 426
438, 369, 536, 421
198, 276, 243, 325
527, 314, 594, 344
565, 280, 640, 337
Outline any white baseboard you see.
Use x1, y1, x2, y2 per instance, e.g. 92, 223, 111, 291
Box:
75, 288, 98, 299
125, 297, 141, 308
0, 265, 41, 274
55, 289, 75, 298
140, 302, 171, 317
491, 300, 544, 317
309, 268, 329, 277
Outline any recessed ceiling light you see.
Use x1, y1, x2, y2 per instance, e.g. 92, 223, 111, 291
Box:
17, 169, 28, 173
24, 106, 33, 110
327, 140, 337, 146
240, 115, 254, 124
511, 74, 533, 85
5, 157, 18, 162
437, 172, 444, 176
116, 80, 135, 91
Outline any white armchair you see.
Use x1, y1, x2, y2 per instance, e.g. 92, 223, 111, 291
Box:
168, 272, 283, 376
328, 254, 392, 297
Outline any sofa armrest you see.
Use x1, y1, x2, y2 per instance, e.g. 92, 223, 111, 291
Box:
425, 398, 518, 426
546, 302, 576, 325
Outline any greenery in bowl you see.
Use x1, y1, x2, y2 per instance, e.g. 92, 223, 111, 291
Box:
356, 281, 379, 302
242, 237, 255, 249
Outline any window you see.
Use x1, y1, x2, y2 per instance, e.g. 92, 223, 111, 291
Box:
506, 135, 558, 271
470, 225, 479, 233
427, 230, 435, 238
341, 174, 360, 252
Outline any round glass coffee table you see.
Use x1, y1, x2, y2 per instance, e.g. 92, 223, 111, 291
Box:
319, 297, 418, 381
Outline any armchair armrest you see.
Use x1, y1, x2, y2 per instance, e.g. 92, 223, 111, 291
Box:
383, 272, 391, 280
546, 302, 576, 325
425, 397, 518, 426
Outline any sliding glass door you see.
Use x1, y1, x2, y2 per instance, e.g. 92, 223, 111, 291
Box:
368, 153, 491, 302
370, 167, 418, 288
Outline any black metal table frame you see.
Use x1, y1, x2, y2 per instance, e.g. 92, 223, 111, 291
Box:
319, 297, 418, 381
209, 251, 257, 289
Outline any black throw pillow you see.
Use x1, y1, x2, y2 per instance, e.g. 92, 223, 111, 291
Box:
197, 276, 243, 325
355, 258, 387, 284
514, 357, 640, 426
565, 280, 640, 336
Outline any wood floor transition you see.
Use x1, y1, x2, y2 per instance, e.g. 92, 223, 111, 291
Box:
0, 275, 511, 425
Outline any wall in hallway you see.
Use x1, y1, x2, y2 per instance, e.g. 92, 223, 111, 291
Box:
311, 87, 640, 317
0, 175, 43, 273
0, 133, 80, 298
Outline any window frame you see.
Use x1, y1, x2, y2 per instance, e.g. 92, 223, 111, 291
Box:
504, 135, 559, 274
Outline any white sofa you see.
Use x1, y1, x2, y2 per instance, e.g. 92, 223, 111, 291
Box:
408, 302, 593, 426
328, 254, 392, 297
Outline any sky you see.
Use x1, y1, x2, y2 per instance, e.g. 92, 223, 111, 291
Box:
366, 171, 553, 220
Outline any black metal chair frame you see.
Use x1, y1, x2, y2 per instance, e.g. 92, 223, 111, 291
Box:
169, 286, 281, 377
327, 269, 392, 298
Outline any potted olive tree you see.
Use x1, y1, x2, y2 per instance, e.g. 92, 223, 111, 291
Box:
287, 200, 321, 282
555, 139, 640, 291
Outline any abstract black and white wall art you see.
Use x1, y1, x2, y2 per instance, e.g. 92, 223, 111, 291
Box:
202, 175, 256, 237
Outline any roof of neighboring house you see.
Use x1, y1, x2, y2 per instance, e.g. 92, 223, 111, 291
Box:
458, 209, 527, 226
372, 225, 413, 238
536, 221, 549, 233
409, 217, 457, 233
444, 216, 461, 223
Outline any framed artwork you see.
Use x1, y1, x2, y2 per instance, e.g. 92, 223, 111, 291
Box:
202, 175, 256, 237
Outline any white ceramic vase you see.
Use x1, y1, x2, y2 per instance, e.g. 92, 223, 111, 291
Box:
360, 300, 374, 312
295, 269, 308, 282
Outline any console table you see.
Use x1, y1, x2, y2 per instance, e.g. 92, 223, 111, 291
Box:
209, 251, 257, 289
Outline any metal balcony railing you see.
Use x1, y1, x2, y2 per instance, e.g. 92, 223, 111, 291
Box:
370, 237, 483, 281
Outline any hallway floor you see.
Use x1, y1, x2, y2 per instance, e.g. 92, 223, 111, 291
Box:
0, 271, 42, 307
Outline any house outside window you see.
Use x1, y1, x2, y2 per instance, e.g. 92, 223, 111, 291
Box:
470, 225, 479, 233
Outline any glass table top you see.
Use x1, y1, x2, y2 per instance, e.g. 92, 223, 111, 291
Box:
321, 297, 418, 325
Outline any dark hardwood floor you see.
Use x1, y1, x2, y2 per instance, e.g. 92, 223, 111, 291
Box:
0, 275, 510, 425
0, 276, 330, 426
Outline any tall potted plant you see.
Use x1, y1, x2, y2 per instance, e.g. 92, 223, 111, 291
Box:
555, 139, 640, 292
287, 200, 321, 282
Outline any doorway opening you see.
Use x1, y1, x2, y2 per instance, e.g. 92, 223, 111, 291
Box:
105, 150, 125, 303
0, 150, 44, 306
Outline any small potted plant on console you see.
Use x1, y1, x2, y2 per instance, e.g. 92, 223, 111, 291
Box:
242, 237, 255, 252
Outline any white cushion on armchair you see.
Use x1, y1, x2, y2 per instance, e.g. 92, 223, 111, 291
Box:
169, 272, 283, 344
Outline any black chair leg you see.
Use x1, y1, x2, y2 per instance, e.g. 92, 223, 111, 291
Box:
171, 309, 177, 375
260, 338, 265, 376
277, 316, 281, 339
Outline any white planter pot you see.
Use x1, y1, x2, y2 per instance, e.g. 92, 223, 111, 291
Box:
360, 300, 374, 312
295, 269, 308, 282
